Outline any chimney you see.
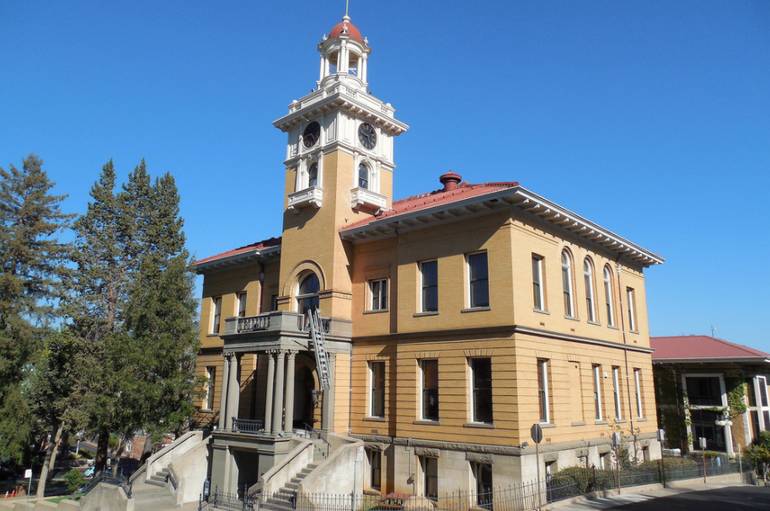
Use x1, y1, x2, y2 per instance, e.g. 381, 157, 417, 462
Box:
439, 171, 462, 192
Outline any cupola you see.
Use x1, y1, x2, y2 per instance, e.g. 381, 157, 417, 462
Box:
317, 15, 370, 86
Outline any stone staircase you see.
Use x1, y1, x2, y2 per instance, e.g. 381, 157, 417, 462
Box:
259, 462, 318, 511
146, 467, 171, 488
132, 479, 179, 511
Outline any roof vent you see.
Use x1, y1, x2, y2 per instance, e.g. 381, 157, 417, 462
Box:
439, 172, 462, 192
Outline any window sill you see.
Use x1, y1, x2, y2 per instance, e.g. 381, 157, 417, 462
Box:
587, 321, 601, 326
533, 308, 550, 315
594, 420, 608, 425
364, 416, 387, 422
413, 311, 439, 317
363, 489, 382, 497
462, 306, 491, 313
608, 325, 619, 331
564, 316, 580, 322
614, 419, 626, 424
206, 334, 221, 338
636, 417, 647, 422
464, 422, 494, 429
413, 420, 441, 426
363, 309, 389, 315
539, 422, 556, 429
200, 408, 214, 413
570, 421, 585, 427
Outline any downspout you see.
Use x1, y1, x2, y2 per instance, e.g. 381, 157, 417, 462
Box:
616, 261, 640, 463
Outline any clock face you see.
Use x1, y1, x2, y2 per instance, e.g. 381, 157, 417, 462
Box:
302, 121, 320, 148
358, 122, 377, 150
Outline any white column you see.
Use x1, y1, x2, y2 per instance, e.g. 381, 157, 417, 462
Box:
361, 54, 368, 82
319, 55, 326, 81
273, 351, 286, 434
284, 351, 296, 434
226, 354, 240, 430
340, 42, 348, 73
217, 353, 231, 430
264, 352, 275, 434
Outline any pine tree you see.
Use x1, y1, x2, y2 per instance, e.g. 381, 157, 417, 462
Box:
0, 155, 72, 466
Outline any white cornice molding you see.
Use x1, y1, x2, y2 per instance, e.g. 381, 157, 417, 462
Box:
340, 185, 664, 267
284, 139, 396, 169
191, 245, 281, 274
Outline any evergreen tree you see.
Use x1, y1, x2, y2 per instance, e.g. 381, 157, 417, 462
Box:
0, 155, 71, 466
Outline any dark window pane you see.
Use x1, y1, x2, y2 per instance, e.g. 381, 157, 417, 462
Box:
472, 358, 493, 423
358, 164, 369, 189
421, 261, 438, 312
747, 378, 757, 407
308, 163, 318, 188
760, 379, 769, 407
469, 253, 489, 308
422, 360, 439, 421
537, 360, 548, 423
371, 362, 385, 417
532, 256, 543, 310
423, 457, 438, 500
369, 450, 381, 490
686, 377, 722, 407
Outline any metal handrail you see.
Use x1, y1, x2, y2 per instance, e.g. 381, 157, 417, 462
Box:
237, 315, 271, 333
231, 418, 264, 434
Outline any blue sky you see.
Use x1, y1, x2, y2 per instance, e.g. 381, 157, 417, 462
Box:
2, 1, 769, 350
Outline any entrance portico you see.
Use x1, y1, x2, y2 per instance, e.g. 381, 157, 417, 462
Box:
210, 310, 350, 494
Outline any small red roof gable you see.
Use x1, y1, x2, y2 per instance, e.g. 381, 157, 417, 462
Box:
651, 335, 769, 361
193, 237, 281, 267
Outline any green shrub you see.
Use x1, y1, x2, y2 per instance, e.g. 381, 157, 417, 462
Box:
64, 469, 86, 493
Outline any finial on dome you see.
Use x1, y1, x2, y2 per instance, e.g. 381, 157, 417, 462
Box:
344, 0, 350, 18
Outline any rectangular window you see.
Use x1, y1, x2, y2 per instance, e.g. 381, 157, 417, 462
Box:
211, 296, 222, 334
420, 456, 438, 501
368, 449, 381, 491
369, 361, 385, 418
467, 252, 489, 308
593, 364, 603, 421
420, 359, 439, 421
204, 366, 216, 410
634, 368, 644, 418
759, 377, 769, 408
532, 254, 545, 311
420, 260, 438, 313
626, 287, 637, 332
237, 291, 247, 318
270, 294, 278, 312
471, 462, 493, 509
368, 279, 388, 311
612, 366, 622, 421
537, 359, 550, 423
470, 358, 493, 424
685, 376, 722, 406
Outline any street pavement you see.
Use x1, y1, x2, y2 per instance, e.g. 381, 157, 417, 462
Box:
608, 486, 770, 510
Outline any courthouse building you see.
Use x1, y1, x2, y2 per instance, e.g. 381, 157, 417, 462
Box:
191, 13, 664, 503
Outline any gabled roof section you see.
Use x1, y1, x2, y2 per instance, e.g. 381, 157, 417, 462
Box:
340, 179, 664, 267
651, 335, 770, 363
191, 237, 281, 274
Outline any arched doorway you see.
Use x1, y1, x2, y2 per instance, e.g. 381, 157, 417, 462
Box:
293, 353, 319, 430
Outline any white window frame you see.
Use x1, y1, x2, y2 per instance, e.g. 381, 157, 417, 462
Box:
367, 278, 388, 312
681, 372, 731, 453
750, 375, 770, 434
626, 287, 638, 332
203, 366, 215, 411
538, 359, 551, 424
236, 291, 247, 318
468, 357, 493, 424
418, 359, 439, 422
633, 368, 644, 418
603, 266, 616, 327
210, 296, 222, 334
612, 366, 622, 421
419, 260, 438, 313
593, 364, 603, 421
465, 251, 489, 309
368, 361, 385, 418
532, 254, 545, 311
562, 250, 575, 318
584, 258, 597, 323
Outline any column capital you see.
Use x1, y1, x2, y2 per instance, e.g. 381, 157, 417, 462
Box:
286, 350, 298, 359
224, 351, 235, 361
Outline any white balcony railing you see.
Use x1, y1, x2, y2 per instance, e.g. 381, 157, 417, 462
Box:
288, 187, 323, 211
351, 187, 387, 213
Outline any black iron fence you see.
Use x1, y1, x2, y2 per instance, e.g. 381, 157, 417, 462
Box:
202, 456, 752, 511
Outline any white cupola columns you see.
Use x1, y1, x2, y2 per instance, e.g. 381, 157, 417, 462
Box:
317, 16, 371, 87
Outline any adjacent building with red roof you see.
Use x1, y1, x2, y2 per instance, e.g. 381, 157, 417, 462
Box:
651, 335, 770, 458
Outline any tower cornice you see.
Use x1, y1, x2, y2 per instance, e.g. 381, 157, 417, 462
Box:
273, 84, 408, 136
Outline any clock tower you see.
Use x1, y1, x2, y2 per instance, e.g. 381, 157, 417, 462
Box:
273, 14, 408, 321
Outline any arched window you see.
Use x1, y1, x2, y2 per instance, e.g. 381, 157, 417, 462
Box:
603, 265, 616, 327
561, 250, 575, 318
308, 163, 318, 188
358, 163, 369, 190
297, 273, 320, 315
584, 258, 597, 323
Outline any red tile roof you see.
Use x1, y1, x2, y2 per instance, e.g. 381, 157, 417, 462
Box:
651, 335, 769, 362
329, 18, 364, 43
193, 237, 281, 266
342, 180, 520, 232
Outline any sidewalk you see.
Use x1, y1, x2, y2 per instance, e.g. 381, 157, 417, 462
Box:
545, 472, 747, 510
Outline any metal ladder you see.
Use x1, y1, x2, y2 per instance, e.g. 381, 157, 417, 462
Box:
308, 309, 331, 390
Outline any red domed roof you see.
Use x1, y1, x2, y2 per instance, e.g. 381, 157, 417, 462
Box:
329, 17, 364, 43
